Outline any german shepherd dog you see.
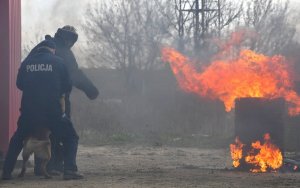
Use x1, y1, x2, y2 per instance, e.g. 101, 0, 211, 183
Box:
18, 95, 65, 179
18, 127, 52, 179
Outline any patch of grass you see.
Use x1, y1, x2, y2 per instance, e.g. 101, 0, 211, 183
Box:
79, 129, 141, 146
157, 133, 234, 148
78, 129, 234, 149
110, 133, 137, 143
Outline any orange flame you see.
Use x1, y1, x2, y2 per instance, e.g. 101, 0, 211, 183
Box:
245, 133, 283, 173
161, 47, 300, 116
230, 137, 244, 168
229, 134, 283, 172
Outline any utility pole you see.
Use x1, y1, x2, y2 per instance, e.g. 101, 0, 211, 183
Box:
175, 0, 220, 52
177, 0, 185, 52
195, 0, 200, 50
217, 0, 221, 37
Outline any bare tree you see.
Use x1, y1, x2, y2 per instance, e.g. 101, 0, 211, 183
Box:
168, 0, 297, 58
84, 0, 171, 70
241, 0, 297, 55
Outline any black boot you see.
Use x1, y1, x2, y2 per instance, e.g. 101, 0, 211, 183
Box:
1, 173, 12, 180
63, 170, 84, 180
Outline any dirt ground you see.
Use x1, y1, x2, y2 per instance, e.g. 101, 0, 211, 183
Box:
1, 145, 300, 188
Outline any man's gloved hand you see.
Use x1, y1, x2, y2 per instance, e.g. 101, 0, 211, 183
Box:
85, 86, 99, 100
72, 69, 99, 100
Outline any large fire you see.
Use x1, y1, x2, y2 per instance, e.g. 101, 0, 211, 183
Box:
161, 32, 291, 172
161, 40, 300, 116
230, 133, 283, 173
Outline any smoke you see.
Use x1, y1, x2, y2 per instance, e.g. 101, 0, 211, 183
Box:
21, 0, 91, 65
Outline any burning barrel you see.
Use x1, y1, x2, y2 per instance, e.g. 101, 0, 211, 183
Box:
232, 97, 285, 172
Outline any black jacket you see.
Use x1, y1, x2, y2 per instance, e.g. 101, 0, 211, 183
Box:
50, 34, 99, 100
26, 34, 99, 116
17, 48, 72, 122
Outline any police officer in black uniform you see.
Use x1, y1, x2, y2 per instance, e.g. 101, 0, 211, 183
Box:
26, 26, 99, 178
1, 40, 80, 180
28, 25, 99, 116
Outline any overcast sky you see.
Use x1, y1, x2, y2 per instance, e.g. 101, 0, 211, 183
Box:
21, 0, 300, 41
22, 0, 90, 45
21, 0, 92, 64
21, 0, 88, 31
21, 0, 300, 62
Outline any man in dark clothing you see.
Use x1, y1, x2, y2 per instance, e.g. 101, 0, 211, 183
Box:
26, 25, 99, 116
52, 26, 99, 114
25, 26, 99, 177
1, 40, 80, 180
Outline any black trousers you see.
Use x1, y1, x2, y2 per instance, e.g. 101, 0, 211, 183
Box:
2, 115, 78, 177
34, 96, 74, 174
2, 117, 31, 177
44, 93, 72, 174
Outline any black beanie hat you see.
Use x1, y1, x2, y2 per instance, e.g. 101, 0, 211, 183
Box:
54, 25, 78, 46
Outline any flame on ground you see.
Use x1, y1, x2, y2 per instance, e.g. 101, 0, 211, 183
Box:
161, 47, 300, 116
245, 133, 283, 172
230, 137, 244, 168
230, 133, 283, 173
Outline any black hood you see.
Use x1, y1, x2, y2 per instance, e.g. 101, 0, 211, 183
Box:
54, 28, 78, 48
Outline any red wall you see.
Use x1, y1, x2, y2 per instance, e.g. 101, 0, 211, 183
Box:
0, 0, 21, 155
